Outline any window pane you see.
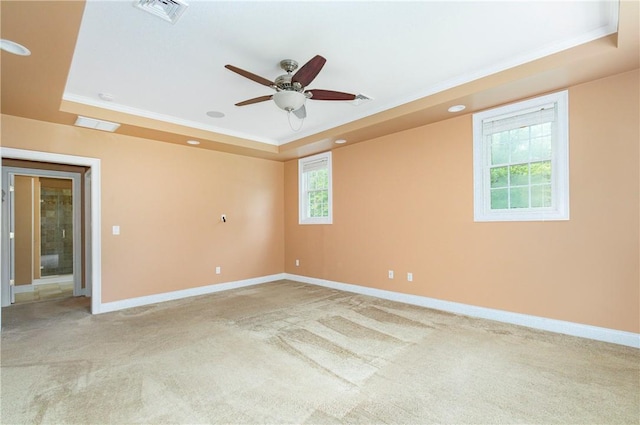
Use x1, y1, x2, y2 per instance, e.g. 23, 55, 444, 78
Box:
308, 190, 328, 218
509, 164, 529, 186
510, 136, 529, 163
490, 166, 508, 188
491, 188, 508, 209
512, 127, 529, 141
531, 184, 552, 208
530, 160, 551, 184
490, 135, 509, 165
509, 186, 529, 208
530, 135, 552, 161
308, 169, 328, 191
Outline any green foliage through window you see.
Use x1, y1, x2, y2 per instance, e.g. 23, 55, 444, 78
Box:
306, 169, 329, 218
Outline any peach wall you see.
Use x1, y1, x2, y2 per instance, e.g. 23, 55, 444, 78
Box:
1, 116, 284, 302
285, 70, 639, 333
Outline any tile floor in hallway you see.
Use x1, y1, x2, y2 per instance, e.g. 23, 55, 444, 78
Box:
14, 282, 74, 304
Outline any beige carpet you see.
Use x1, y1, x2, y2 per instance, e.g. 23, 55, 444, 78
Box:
1, 280, 638, 424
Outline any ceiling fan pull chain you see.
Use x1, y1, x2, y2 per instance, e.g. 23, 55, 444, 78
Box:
287, 111, 304, 132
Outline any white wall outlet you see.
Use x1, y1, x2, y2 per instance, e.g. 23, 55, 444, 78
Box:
221, 214, 227, 223
388, 270, 394, 279
215, 266, 221, 275
295, 259, 300, 267
407, 272, 413, 282
112, 225, 120, 235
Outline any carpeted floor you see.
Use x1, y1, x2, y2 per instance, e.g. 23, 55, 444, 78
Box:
1, 280, 638, 424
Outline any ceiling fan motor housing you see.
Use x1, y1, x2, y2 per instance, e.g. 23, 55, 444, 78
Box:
275, 74, 304, 92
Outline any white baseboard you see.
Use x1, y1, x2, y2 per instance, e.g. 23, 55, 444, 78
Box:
98, 273, 286, 314
285, 273, 640, 349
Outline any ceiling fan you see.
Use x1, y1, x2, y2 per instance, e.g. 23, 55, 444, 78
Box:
225, 55, 357, 119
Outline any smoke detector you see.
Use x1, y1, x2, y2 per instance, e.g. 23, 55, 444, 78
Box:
134, 0, 189, 24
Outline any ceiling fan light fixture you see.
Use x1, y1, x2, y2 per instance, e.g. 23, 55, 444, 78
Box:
273, 91, 306, 112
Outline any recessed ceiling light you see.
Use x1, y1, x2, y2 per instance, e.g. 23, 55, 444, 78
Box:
448, 104, 466, 113
206, 111, 225, 118
0, 39, 31, 56
187, 140, 200, 145
99, 93, 114, 101
335, 139, 347, 144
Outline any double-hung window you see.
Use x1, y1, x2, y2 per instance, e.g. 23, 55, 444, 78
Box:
299, 151, 332, 225
473, 90, 569, 222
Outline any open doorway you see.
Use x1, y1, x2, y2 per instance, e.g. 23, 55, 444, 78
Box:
0, 148, 102, 329
2, 165, 84, 305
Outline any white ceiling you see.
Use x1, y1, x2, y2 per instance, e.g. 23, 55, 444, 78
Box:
63, 0, 618, 146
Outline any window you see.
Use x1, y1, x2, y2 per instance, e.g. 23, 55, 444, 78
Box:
473, 91, 569, 222
299, 151, 332, 225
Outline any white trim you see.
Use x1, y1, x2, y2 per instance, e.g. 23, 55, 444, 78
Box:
0, 148, 102, 314
99, 273, 286, 314
285, 273, 640, 349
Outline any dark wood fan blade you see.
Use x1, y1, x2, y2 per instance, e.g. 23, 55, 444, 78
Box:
225, 65, 274, 87
292, 55, 326, 87
307, 89, 356, 101
235, 95, 273, 106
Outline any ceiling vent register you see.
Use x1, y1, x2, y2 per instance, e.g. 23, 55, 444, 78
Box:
134, 0, 189, 24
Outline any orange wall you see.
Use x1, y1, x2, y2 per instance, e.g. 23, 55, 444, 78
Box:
1, 116, 285, 302
285, 70, 639, 333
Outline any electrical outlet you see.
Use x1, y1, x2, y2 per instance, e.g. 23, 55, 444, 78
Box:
407, 272, 413, 282
295, 259, 300, 267
388, 270, 394, 279
215, 266, 221, 275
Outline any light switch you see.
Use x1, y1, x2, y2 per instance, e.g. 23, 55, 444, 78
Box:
112, 225, 120, 235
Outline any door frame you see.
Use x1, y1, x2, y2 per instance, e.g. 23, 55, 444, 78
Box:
0, 148, 102, 326
2, 168, 83, 302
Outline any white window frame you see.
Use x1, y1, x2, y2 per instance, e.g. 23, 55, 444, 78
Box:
299, 151, 333, 225
473, 90, 569, 222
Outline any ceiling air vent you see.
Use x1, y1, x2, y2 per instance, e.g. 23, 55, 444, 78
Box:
75, 116, 121, 132
134, 0, 189, 24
